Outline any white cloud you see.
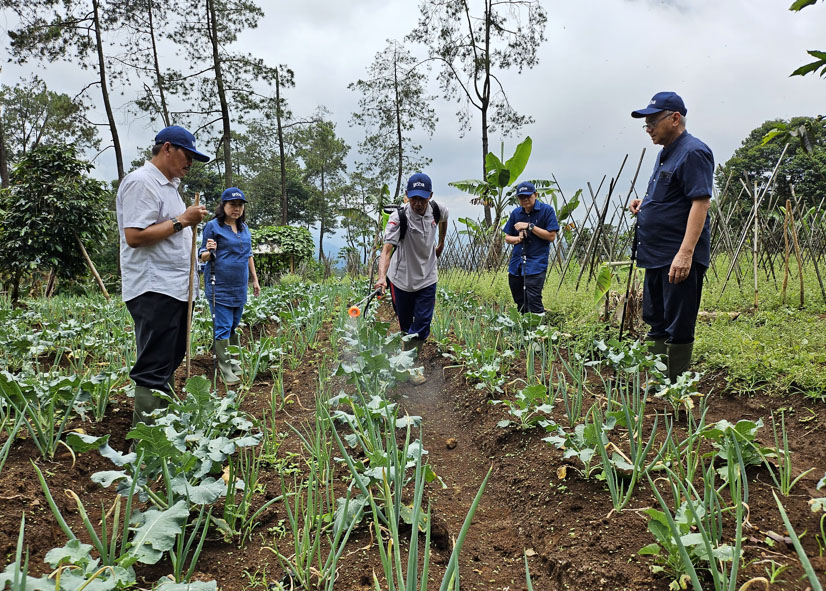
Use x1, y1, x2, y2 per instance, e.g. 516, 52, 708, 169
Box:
2, 0, 825, 251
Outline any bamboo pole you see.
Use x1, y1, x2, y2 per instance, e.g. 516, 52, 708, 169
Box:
787, 199, 805, 308
753, 181, 759, 309
717, 144, 789, 304
186, 193, 201, 379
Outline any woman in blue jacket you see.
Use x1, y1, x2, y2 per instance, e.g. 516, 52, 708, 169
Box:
198, 187, 260, 385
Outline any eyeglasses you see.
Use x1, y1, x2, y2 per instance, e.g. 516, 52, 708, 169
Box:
642, 112, 673, 131
173, 145, 193, 163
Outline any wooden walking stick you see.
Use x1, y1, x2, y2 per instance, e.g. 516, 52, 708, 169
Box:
186, 193, 201, 379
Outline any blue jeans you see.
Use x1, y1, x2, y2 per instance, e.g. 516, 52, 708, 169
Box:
209, 301, 244, 340
642, 264, 706, 344
388, 281, 437, 340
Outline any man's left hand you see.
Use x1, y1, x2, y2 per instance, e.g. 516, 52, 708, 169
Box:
436, 243, 444, 257
514, 222, 529, 231
669, 251, 693, 284
252, 280, 260, 297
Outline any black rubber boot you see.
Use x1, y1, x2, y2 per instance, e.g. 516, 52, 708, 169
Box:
666, 341, 694, 382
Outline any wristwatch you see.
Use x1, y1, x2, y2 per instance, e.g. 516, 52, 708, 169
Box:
171, 217, 183, 233
528, 223, 535, 233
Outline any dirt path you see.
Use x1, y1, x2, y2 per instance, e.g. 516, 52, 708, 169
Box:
396, 343, 670, 591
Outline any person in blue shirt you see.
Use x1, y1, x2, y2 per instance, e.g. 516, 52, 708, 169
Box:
198, 187, 260, 385
502, 182, 560, 314
629, 91, 713, 381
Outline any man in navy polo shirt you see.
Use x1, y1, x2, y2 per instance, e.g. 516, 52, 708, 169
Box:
503, 181, 560, 314
629, 91, 713, 381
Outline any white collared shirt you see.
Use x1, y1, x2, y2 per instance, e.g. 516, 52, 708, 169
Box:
116, 162, 193, 302
383, 201, 448, 292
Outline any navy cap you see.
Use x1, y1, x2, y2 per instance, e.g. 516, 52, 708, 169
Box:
516, 181, 536, 196
221, 187, 246, 202
631, 91, 687, 118
406, 173, 433, 199
155, 125, 210, 162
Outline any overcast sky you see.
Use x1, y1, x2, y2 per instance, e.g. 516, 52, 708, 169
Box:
2, 0, 825, 254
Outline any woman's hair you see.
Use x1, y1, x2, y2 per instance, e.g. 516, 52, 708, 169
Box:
214, 199, 246, 228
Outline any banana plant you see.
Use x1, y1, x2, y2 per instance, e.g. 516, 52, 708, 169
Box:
449, 136, 536, 230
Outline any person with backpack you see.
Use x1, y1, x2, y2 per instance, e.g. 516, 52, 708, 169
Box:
503, 181, 560, 314
374, 173, 448, 384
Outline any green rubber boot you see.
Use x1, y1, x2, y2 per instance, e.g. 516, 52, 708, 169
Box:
412, 337, 425, 358
132, 385, 168, 429
666, 341, 694, 382
215, 339, 241, 386
645, 335, 668, 357
229, 332, 243, 375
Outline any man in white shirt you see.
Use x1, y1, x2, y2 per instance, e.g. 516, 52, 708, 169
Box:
116, 125, 209, 429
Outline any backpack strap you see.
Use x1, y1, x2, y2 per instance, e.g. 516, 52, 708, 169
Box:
431, 200, 441, 225
398, 206, 408, 242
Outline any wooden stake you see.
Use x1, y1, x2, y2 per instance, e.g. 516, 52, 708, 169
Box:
186, 193, 200, 379
75, 232, 110, 300
788, 199, 805, 308
782, 199, 791, 305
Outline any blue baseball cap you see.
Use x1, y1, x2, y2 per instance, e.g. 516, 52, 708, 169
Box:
221, 187, 246, 202
516, 181, 536, 197
631, 91, 687, 118
155, 125, 210, 162
406, 173, 433, 199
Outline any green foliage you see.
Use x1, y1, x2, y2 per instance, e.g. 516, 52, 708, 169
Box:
348, 40, 435, 202
450, 137, 541, 228
0, 75, 99, 166
251, 226, 314, 281
295, 116, 350, 258
232, 121, 314, 226
717, 116, 826, 212
789, 0, 826, 78
407, 0, 547, 207
0, 144, 111, 299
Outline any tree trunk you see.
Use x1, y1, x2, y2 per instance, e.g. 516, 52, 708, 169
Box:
393, 48, 403, 202
10, 271, 21, 307
93, 0, 125, 180
0, 104, 8, 188
44, 268, 57, 298
207, 0, 232, 186
318, 167, 326, 260
276, 71, 288, 224
147, 0, 170, 126
480, 0, 492, 227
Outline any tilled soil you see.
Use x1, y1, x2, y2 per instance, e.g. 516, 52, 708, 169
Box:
1, 316, 825, 591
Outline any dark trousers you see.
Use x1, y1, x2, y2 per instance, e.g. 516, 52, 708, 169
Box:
126, 292, 189, 392
388, 280, 437, 340
508, 271, 547, 314
642, 264, 706, 344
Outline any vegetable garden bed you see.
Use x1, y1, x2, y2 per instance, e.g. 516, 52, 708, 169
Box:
0, 284, 824, 591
